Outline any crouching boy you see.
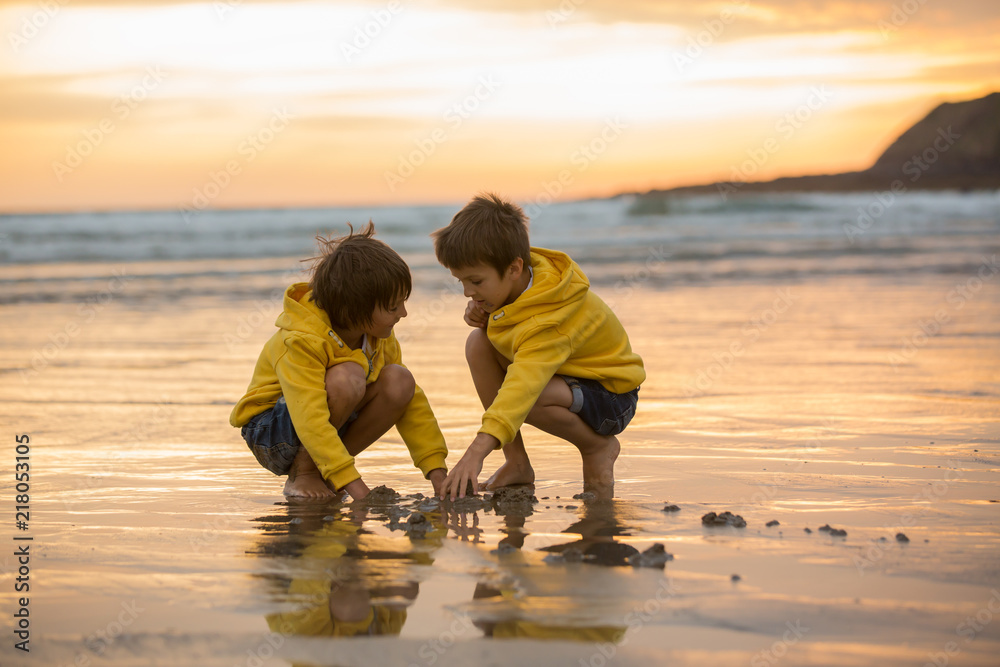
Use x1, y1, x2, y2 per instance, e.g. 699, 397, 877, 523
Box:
230, 223, 448, 501
432, 193, 644, 500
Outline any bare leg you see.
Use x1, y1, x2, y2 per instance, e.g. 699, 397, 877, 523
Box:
524, 378, 619, 499
466, 329, 535, 488
340, 364, 415, 456
466, 329, 619, 497
284, 362, 367, 499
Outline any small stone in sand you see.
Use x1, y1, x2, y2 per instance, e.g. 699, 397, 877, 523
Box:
490, 485, 538, 516
365, 485, 400, 504
585, 542, 640, 567
662, 504, 681, 512
766, 520, 780, 527
627, 543, 674, 569
572, 492, 597, 501
731, 574, 741, 582
895, 533, 910, 542
565, 505, 578, 509
803, 527, 812, 534
702, 511, 747, 528
829, 528, 847, 537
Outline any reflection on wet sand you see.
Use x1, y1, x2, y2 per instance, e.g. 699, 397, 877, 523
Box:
251, 502, 446, 640
249, 490, 669, 648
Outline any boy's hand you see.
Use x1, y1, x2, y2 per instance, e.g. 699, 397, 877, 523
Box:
427, 468, 447, 498
464, 300, 488, 329
440, 434, 498, 501
342, 478, 370, 501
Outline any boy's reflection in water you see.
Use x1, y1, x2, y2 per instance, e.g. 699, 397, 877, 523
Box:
251, 498, 645, 643
465, 499, 638, 642
252, 502, 445, 638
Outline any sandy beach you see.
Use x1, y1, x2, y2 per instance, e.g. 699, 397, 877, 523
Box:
1, 237, 998, 666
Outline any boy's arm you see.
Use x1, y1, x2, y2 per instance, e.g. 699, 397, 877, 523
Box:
384, 336, 449, 481
441, 331, 572, 500
479, 332, 573, 447
275, 334, 365, 492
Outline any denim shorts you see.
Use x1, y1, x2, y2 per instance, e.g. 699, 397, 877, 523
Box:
559, 375, 639, 436
241, 397, 356, 475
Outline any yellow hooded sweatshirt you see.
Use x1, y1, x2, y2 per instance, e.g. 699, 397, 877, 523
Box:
481, 247, 645, 447
230, 283, 448, 489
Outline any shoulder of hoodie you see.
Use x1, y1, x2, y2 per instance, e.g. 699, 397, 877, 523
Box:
278, 283, 361, 357
503, 247, 590, 332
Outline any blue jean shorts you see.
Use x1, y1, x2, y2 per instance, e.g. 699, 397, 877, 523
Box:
241, 397, 356, 475
559, 375, 639, 436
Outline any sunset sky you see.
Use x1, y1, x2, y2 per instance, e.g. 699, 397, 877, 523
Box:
1, 0, 997, 212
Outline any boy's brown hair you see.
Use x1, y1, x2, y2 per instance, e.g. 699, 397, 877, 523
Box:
308, 221, 411, 329
432, 192, 531, 275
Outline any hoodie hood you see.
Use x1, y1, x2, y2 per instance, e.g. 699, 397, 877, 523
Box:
276, 283, 350, 348
489, 247, 589, 329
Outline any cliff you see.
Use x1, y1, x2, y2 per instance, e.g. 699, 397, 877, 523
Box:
628, 92, 1000, 205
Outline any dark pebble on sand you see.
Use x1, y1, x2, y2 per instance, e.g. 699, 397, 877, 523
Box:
573, 492, 597, 501
365, 485, 401, 504
702, 511, 747, 528
662, 504, 681, 512
766, 520, 780, 527
565, 505, 578, 509
542, 496, 549, 500
490, 486, 538, 517
829, 528, 847, 537
627, 543, 674, 569
803, 527, 812, 534
731, 574, 741, 582
895, 533, 910, 542
585, 541, 640, 567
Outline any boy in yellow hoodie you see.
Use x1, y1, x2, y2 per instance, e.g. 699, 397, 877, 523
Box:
230, 223, 448, 501
433, 193, 644, 501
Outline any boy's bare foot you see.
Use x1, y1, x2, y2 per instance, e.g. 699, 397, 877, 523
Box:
485, 460, 535, 489
283, 447, 338, 499
283, 471, 339, 499
581, 435, 619, 500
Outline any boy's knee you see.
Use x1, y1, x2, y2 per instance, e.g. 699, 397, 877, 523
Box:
380, 363, 415, 406
465, 328, 490, 362
327, 363, 366, 408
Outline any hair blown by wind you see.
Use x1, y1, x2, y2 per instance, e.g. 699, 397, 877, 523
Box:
306, 221, 412, 330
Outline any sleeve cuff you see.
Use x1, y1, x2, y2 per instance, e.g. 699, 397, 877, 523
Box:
324, 463, 362, 491
417, 453, 448, 478
479, 419, 513, 449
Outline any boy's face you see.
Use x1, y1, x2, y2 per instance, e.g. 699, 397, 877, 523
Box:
450, 260, 524, 313
366, 295, 407, 339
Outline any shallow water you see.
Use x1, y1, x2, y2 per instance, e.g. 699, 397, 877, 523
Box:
1, 265, 998, 665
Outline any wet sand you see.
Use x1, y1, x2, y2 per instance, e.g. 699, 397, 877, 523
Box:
1, 270, 999, 666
